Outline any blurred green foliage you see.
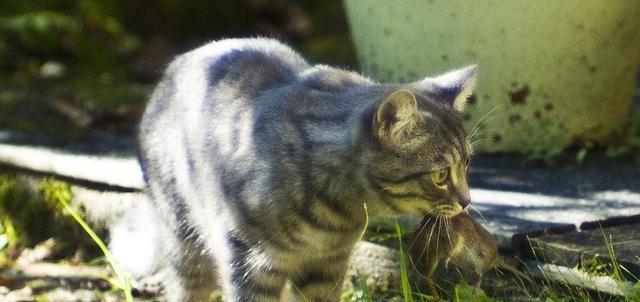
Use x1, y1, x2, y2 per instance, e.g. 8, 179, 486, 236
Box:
0, 175, 100, 259
0, 0, 139, 70
0, 0, 355, 72
573, 112, 640, 165
0, 0, 356, 138
605, 112, 640, 162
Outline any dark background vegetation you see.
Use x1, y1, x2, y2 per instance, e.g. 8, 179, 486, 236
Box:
0, 0, 356, 140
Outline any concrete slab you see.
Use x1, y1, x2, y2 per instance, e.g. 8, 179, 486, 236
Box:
469, 155, 640, 248
525, 222, 640, 281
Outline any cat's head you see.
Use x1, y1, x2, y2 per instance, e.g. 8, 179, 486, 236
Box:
368, 66, 476, 218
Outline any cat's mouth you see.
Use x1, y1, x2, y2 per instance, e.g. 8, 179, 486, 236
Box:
426, 203, 463, 218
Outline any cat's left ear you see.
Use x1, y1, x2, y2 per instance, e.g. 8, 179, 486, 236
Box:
419, 65, 477, 112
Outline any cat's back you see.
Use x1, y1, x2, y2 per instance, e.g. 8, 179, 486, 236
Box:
138, 38, 311, 167
140, 38, 310, 125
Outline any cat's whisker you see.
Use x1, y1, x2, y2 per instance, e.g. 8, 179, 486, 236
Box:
472, 105, 501, 129
474, 112, 501, 132
470, 138, 493, 149
469, 205, 487, 221
467, 105, 502, 141
444, 217, 453, 249
409, 214, 436, 249
471, 137, 493, 145
468, 105, 501, 135
467, 113, 501, 143
435, 217, 442, 258
418, 218, 438, 262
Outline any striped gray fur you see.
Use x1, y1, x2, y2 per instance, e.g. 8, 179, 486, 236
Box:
120, 38, 476, 302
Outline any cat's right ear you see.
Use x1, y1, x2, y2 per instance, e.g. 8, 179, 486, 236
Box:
373, 90, 424, 147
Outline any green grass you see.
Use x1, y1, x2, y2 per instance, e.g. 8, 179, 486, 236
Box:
395, 220, 416, 302
525, 227, 640, 302
45, 179, 133, 302
346, 221, 640, 302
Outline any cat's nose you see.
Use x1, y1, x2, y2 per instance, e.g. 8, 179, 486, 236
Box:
458, 197, 471, 209
458, 189, 471, 209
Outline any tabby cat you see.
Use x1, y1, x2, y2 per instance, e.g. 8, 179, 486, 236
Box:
123, 38, 475, 302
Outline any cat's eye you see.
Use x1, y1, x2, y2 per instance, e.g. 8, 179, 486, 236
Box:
431, 168, 449, 186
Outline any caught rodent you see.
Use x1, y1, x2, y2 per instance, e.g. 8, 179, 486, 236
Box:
409, 211, 532, 299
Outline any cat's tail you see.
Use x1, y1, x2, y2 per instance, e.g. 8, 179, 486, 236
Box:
109, 196, 164, 283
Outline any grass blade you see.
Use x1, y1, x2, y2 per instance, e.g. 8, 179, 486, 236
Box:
52, 185, 133, 302
395, 220, 415, 302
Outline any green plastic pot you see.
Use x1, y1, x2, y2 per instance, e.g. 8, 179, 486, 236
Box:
344, 0, 640, 153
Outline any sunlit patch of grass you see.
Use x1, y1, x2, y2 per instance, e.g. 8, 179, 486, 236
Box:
528, 226, 640, 302
0, 175, 29, 250
452, 283, 497, 302
347, 219, 640, 302
44, 179, 133, 302
601, 228, 624, 283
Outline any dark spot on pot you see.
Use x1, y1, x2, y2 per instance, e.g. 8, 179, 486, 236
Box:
511, 82, 518, 88
383, 28, 391, 36
575, 24, 585, 31
450, 12, 458, 18
510, 85, 530, 105
464, 113, 471, 121
534, 110, 542, 119
542, 93, 549, 100
500, 28, 506, 34
508, 114, 522, 124
544, 103, 554, 111
405, 15, 412, 21
441, 54, 449, 61
492, 134, 502, 142
483, 94, 491, 100
579, 55, 588, 63
467, 94, 477, 105
559, 123, 566, 129
616, 20, 626, 29
589, 66, 597, 73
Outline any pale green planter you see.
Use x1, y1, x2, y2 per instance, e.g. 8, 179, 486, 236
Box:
344, 0, 640, 153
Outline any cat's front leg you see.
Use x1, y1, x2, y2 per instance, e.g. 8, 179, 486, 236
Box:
226, 268, 288, 302
221, 234, 288, 302
290, 255, 350, 302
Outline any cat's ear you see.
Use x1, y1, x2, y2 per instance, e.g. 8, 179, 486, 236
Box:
422, 65, 477, 112
373, 90, 423, 147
